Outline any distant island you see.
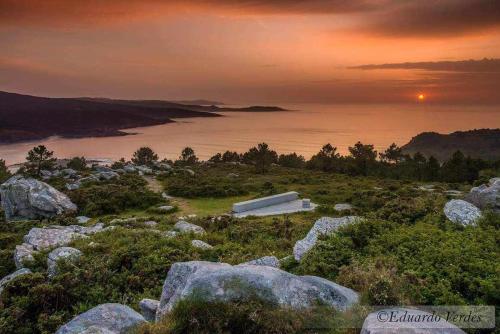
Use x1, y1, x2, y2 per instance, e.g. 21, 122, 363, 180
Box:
402, 129, 500, 161
0, 91, 285, 144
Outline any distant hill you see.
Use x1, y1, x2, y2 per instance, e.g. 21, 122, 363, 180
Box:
0, 92, 285, 144
0, 91, 219, 143
173, 99, 225, 106
402, 129, 500, 161
78, 97, 286, 113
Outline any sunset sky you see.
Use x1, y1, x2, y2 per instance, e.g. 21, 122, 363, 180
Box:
1, 0, 499, 104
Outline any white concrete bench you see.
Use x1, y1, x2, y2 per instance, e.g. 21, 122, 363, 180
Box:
233, 191, 299, 213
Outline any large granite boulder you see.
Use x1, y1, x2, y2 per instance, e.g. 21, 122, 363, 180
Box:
0, 268, 32, 295
0, 175, 77, 221
361, 308, 466, 334
156, 261, 359, 321
56, 303, 146, 334
293, 216, 360, 261
444, 200, 482, 226
47, 247, 82, 277
466, 178, 499, 213
241, 256, 280, 268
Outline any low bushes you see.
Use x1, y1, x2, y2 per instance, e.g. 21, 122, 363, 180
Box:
68, 174, 163, 216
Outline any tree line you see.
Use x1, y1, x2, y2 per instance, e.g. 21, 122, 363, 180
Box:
1, 141, 498, 184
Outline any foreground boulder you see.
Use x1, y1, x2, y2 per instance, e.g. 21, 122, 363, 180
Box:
56, 303, 146, 334
156, 261, 359, 321
0, 268, 32, 295
466, 178, 499, 213
0, 175, 77, 221
444, 200, 482, 226
47, 247, 82, 277
361, 308, 466, 334
293, 216, 360, 261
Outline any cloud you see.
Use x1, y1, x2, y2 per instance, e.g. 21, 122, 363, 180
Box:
363, 0, 500, 37
350, 58, 500, 72
2, 0, 499, 37
0, 0, 378, 28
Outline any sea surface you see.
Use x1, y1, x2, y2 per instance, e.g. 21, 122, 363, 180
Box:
1, 103, 499, 165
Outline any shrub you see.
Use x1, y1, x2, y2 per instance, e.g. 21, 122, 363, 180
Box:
132, 147, 159, 166
163, 174, 248, 198
135, 295, 343, 334
68, 174, 162, 215
66, 157, 87, 171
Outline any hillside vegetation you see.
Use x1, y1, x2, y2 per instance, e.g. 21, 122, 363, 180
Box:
0, 144, 498, 334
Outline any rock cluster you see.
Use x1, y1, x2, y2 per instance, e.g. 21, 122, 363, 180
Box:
1, 176, 77, 221
293, 216, 360, 261
15, 223, 109, 269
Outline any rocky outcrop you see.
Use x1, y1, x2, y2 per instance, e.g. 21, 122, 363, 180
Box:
466, 177, 499, 213
241, 256, 280, 268
293, 216, 360, 261
191, 240, 213, 250
56, 303, 146, 334
0, 268, 31, 295
361, 308, 466, 334
156, 261, 359, 321
444, 200, 482, 226
0, 175, 77, 221
15, 224, 107, 269
139, 299, 159, 322
174, 221, 205, 235
47, 247, 82, 277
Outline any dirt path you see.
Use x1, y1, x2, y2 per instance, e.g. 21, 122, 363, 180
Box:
143, 176, 163, 193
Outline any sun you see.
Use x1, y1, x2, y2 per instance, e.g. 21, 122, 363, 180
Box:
418, 94, 425, 101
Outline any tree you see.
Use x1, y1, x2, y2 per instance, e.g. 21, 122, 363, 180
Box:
25, 145, 56, 177
278, 153, 306, 168
0, 159, 11, 183
380, 143, 403, 164
222, 151, 241, 163
440, 150, 467, 183
425, 156, 440, 181
209, 153, 222, 163
179, 147, 198, 165
132, 147, 158, 166
67, 156, 87, 171
348, 142, 377, 176
307, 144, 341, 172
242, 143, 278, 173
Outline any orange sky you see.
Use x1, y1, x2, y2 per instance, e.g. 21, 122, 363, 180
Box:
1, 0, 499, 104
